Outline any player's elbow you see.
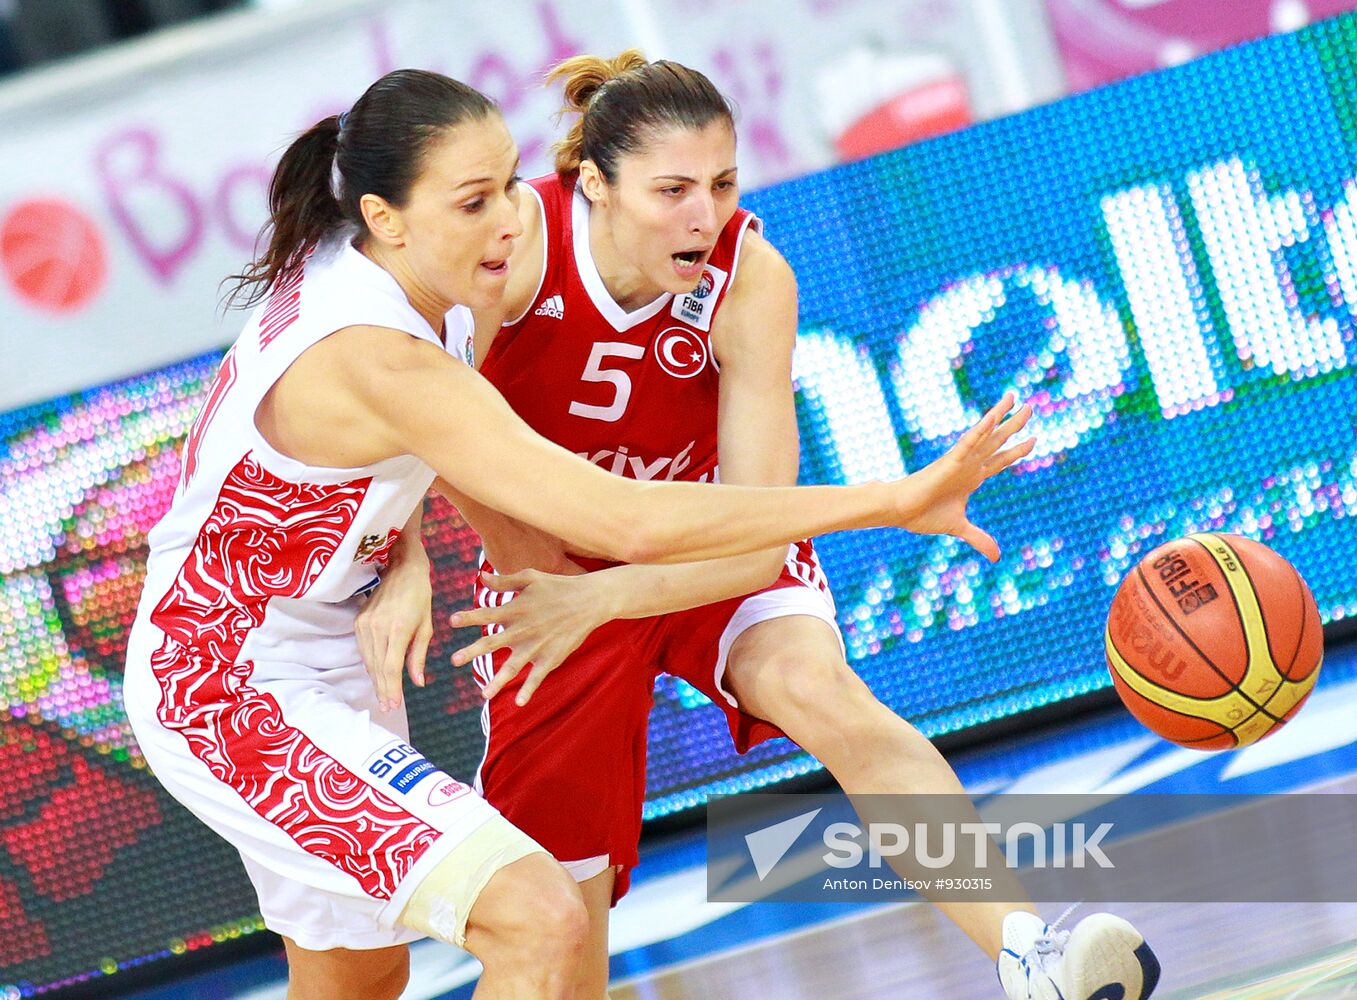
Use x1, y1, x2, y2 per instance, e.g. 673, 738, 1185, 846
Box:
609, 513, 681, 565
615, 524, 666, 565
581, 486, 679, 564
559, 505, 659, 564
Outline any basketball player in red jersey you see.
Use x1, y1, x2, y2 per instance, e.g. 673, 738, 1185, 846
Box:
360, 54, 1157, 1000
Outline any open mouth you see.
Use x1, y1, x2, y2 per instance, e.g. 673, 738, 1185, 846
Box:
481, 259, 509, 275
672, 248, 710, 271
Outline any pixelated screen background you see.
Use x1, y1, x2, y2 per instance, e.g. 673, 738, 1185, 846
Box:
3, 14, 1357, 995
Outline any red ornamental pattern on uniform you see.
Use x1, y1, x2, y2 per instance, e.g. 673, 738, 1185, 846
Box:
149, 454, 441, 899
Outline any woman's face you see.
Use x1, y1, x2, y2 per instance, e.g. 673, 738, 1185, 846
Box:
393, 114, 523, 311
586, 119, 739, 297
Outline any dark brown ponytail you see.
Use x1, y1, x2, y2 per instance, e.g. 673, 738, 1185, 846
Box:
223, 116, 344, 308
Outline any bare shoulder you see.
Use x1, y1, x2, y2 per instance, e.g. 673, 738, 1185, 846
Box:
260, 326, 459, 467
732, 226, 796, 296
716, 223, 797, 344
296, 326, 454, 392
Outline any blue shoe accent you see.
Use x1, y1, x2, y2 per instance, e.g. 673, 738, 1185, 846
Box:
1087, 987, 1124, 1000
1083, 939, 1160, 1000
1134, 941, 1161, 999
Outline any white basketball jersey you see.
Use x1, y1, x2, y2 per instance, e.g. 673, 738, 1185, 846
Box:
120, 241, 508, 939
136, 239, 469, 660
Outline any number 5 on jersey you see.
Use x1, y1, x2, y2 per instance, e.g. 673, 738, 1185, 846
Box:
568, 342, 646, 422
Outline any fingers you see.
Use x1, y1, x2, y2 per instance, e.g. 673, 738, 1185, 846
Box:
381, 628, 416, 712
514, 664, 549, 706
467, 628, 565, 706
407, 624, 432, 688
447, 602, 516, 667
480, 570, 531, 592
450, 628, 509, 668
484, 648, 563, 707
448, 574, 526, 630
513, 649, 569, 706
995, 402, 1034, 450
959, 522, 1001, 563
986, 435, 1038, 475
977, 397, 1030, 457
479, 650, 530, 702
355, 612, 378, 677
958, 391, 1015, 454
982, 391, 1016, 435
966, 396, 1034, 469
449, 605, 512, 630
370, 638, 396, 712
998, 398, 1032, 432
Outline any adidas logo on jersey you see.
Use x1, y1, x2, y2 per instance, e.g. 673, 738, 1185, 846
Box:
534, 294, 564, 320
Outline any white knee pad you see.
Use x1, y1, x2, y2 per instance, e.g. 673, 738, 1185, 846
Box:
399, 815, 545, 947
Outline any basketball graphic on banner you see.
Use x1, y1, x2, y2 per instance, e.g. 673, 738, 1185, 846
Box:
0, 198, 108, 313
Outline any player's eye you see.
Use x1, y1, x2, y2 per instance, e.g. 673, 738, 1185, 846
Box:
460, 197, 486, 214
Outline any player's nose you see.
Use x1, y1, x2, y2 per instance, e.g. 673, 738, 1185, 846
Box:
689, 193, 717, 237
497, 195, 523, 242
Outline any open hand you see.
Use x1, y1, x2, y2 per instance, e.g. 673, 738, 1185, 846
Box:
893, 391, 1035, 561
450, 568, 608, 707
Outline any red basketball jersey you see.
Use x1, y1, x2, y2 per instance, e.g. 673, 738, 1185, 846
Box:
481, 174, 760, 484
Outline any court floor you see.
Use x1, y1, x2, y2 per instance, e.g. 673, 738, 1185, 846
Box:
125, 640, 1357, 1000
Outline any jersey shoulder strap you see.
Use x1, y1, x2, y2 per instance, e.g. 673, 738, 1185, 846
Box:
667, 206, 760, 332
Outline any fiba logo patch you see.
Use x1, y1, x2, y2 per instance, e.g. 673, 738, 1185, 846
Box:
655, 326, 708, 379
1153, 549, 1220, 615
671, 263, 727, 331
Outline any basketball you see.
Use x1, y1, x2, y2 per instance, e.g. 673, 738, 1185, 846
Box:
1104, 532, 1322, 750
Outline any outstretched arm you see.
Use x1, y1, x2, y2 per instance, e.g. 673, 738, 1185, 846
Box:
453, 388, 1029, 703
333, 333, 878, 560
272, 322, 1029, 704
269, 323, 1031, 565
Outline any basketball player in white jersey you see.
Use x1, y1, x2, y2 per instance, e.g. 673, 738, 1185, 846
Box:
122, 68, 1036, 999
361, 54, 1159, 1000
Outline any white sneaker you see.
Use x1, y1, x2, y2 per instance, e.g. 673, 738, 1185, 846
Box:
997, 909, 1161, 1000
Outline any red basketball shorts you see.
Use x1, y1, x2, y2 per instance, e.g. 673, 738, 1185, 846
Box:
469, 540, 841, 901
